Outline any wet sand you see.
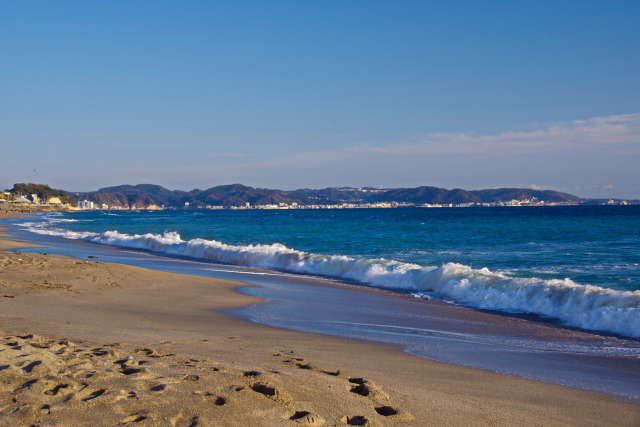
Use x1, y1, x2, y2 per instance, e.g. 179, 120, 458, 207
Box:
1, 213, 639, 426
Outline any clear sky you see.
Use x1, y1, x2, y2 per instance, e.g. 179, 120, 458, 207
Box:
1, 1, 639, 198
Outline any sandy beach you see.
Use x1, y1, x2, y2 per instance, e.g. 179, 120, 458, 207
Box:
1, 214, 639, 426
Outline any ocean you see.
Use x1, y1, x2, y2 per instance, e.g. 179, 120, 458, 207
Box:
9, 205, 640, 398
19, 205, 640, 338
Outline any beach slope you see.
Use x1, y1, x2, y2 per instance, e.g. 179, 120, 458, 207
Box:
1, 217, 638, 426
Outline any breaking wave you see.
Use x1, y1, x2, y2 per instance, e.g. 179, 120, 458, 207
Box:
22, 224, 640, 338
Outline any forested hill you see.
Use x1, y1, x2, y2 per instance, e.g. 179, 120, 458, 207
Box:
75, 184, 582, 209
7, 183, 76, 205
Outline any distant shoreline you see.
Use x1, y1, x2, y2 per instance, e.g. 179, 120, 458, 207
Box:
5, 182, 638, 211
5, 201, 638, 214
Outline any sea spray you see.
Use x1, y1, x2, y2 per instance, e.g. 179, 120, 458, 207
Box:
21, 223, 640, 338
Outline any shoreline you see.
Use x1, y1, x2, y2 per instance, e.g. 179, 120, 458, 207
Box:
17, 207, 640, 342
1, 213, 639, 425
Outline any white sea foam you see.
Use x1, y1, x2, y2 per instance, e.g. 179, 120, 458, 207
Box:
22, 224, 640, 338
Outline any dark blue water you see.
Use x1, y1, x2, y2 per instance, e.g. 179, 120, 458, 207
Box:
17, 206, 640, 338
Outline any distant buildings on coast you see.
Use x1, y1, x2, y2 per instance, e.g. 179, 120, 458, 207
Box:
1, 192, 634, 212
70, 198, 634, 211
0, 192, 65, 206
77, 200, 94, 210
0, 192, 70, 212
226, 198, 580, 210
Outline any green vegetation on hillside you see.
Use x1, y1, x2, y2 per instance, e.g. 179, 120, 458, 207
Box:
7, 183, 76, 205
77, 183, 584, 209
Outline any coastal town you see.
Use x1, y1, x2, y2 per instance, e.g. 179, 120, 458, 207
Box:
0, 190, 634, 212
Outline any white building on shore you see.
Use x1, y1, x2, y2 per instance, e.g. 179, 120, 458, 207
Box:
78, 200, 95, 210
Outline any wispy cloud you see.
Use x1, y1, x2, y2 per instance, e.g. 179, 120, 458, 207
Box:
165, 112, 640, 190
189, 113, 640, 176
198, 113, 640, 196
36, 113, 639, 197
530, 184, 555, 191
350, 113, 640, 156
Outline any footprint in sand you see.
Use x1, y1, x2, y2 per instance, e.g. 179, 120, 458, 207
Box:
374, 405, 398, 416
14, 378, 39, 392
250, 383, 292, 404
372, 405, 413, 422
347, 378, 389, 402
280, 355, 342, 377
276, 353, 408, 421
175, 358, 201, 367
90, 347, 114, 357
112, 390, 138, 402
348, 378, 370, 397
289, 410, 326, 425
82, 388, 106, 402
114, 357, 134, 365
341, 415, 368, 426
20, 360, 43, 374
136, 347, 172, 358
120, 367, 146, 376
44, 383, 69, 396
170, 411, 199, 427
29, 341, 52, 349
119, 414, 147, 425
295, 362, 314, 370
195, 391, 227, 406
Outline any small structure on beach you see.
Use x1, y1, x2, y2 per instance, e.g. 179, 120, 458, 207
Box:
13, 196, 31, 204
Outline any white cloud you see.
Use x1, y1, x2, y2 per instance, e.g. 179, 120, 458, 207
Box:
352, 113, 640, 156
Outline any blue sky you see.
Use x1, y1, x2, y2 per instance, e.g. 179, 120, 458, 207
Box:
1, 1, 639, 198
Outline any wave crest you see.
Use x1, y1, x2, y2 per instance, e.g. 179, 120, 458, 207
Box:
22, 224, 640, 338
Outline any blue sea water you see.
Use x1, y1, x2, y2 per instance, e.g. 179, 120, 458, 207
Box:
18, 205, 640, 339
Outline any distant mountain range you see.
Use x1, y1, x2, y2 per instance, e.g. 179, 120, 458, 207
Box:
75, 184, 583, 209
